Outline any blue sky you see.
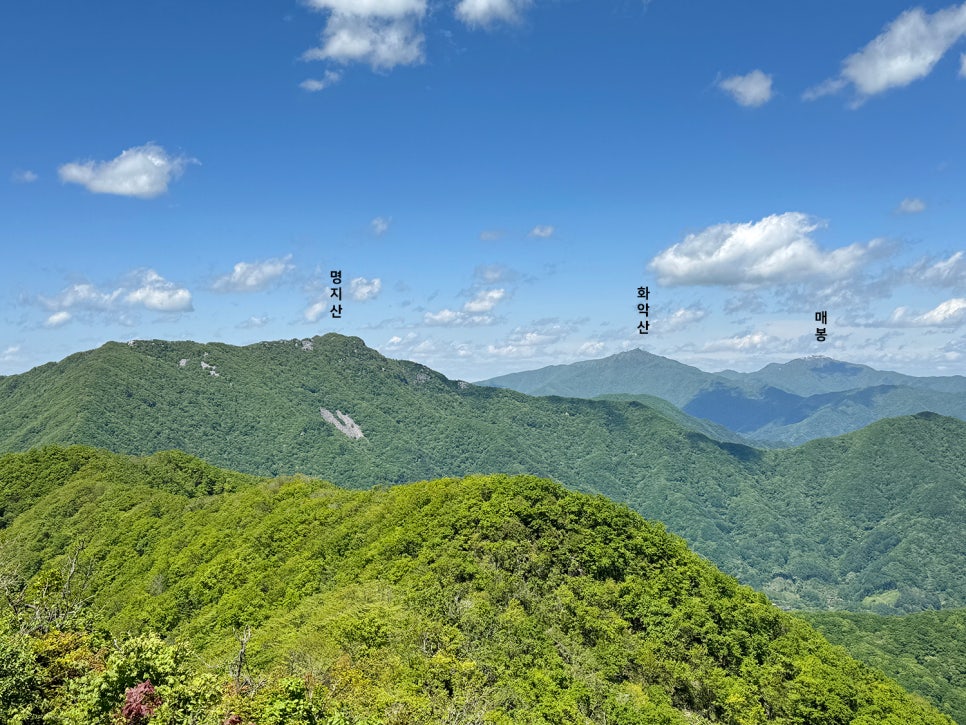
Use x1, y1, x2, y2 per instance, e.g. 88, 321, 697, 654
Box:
3, 0, 966, 381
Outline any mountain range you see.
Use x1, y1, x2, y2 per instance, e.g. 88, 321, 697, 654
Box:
0, 334, 963, 614
477, 351, 966, 446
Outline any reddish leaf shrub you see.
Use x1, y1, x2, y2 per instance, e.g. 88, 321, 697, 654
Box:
120, 679, 160, 724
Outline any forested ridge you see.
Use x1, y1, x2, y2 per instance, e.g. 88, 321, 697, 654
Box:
0, 335, 963, 614
800, 608, 966, 724
0, 446, 953, 724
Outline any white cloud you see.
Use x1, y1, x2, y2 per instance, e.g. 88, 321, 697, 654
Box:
38, 270, 192, 324
300, 69, 343, 92
896, 197, 926, 214
303, 12, 424, 70
464, 288, 505, 312
649, 212, 878, 287
213, 256, 294, 292
889, 298, 966, 327
304, 300, 330, 323
424, 309, 463, 325
371, 216, 391, 236
11, 170, 38, 183
801, 78, 847, 102
474, 263, 517, 283
58, 143, 195, 199
907, 251, 966, 287
718, 70, 773, 107
43, 283, 122, 311
529, 225, 555, 238
479, 229, 504, 241
576, 341, 606, 357
350, 277, 382, 300
0, 345, 20, 362
44, 311, 72, 328
702, 331, 776, 352
456, 0, 530, 26
239, 316, 270, 329
304, 0, 424, 16
664, 306, 709, 331
961, 51, 966, 76
804, 4, 966, 103
423, 293, 501, 326
123, 270, 193, 311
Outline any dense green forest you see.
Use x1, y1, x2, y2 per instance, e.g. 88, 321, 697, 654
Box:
799, 608, 966, 725
0, 335, 963, 613
0, 446, 953, 724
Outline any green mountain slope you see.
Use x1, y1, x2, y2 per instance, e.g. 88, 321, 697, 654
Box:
592, 392, 755, 446
0, 446, 952, 724
0, 336, 963, 613
799, 608, 966, 724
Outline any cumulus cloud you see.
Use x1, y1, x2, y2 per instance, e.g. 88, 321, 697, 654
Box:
576, 341, 606, 357
0, 345, 20, 362
44, 311, 72, 328
300, 69, 343, 91
463, 288, 505, 312
907, 251, 966, 287
648, 212, 879, 288
213, 256, 294, 293
529, 225, 555, 238
888, 298, 966, 327
302, 1, 426, 71
42, 283, 121, 311
479, 230, 504, 241
423, 288, 505, 326
304, 0, 424, 15
385, 332, 437, 355
702, 331, 777, 352
350, 276, 382, 300
456, 0, 530, 26
12, 170, 38, 183
38, 269, 192, 325
804, 3, 966, 103
123, 270, 194, 311
475, 319, 581, 358
718, 70, 773, 107
304, 300, 330, 323
58, 143, 195, 199
239, 316, 271, 329
371, 216, 391, 236
664, 306, 709, 331
896, 197, 926, 214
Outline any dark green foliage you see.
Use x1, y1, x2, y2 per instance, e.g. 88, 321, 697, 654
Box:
0, 447, 954, 724
593, 392, 753, 446
801, 608, 966, 724
0, 335, 964, 613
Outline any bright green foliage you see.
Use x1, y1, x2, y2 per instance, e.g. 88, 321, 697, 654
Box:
0, 335, 964, 613
0, 447, 953, 724
801, 608, 966, 724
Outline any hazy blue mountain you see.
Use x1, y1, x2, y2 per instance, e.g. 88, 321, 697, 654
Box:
480, 350, 966, 445
476, 348, 745, 408
719, 355, 966, 396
